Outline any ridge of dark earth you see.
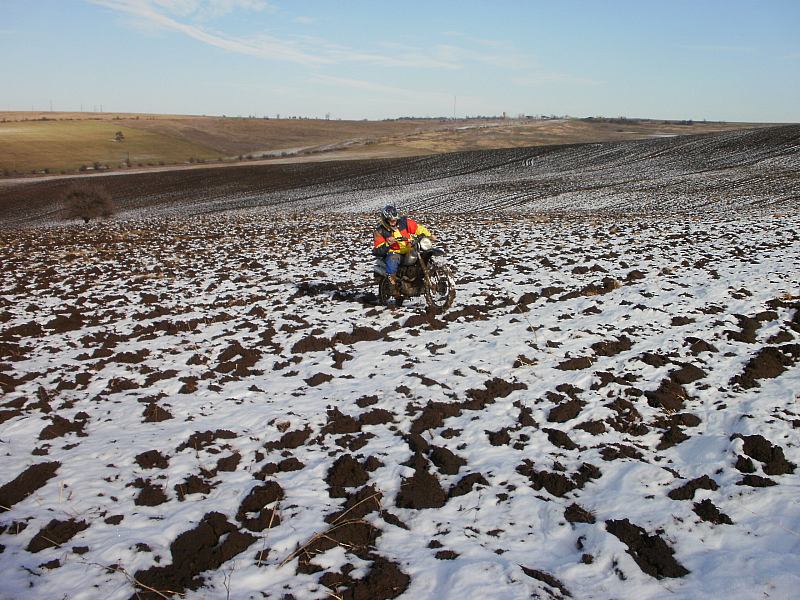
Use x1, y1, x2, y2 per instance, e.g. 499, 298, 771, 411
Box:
0, 124, 798, 227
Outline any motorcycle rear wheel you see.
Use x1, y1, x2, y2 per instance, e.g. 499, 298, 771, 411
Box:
378, 278, 404, 307
424, 264, 456, 311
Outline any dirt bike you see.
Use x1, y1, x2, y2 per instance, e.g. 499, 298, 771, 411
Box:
373, 234, 456, 311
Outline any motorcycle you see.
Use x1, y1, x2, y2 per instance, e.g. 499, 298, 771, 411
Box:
373, 234, 456, 311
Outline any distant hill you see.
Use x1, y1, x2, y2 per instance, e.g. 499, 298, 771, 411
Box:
0, 111, 776, 177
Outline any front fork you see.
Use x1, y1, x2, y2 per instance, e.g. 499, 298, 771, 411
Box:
418, 256, 434, 294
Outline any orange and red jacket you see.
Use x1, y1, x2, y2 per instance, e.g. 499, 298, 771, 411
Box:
373, 217, 432, 257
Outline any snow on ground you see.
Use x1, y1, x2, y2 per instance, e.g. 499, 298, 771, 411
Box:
2, 125, 798, 228
1, 207, 799, 600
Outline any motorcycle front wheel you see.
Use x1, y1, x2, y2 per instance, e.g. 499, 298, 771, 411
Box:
424, 264, 456, 311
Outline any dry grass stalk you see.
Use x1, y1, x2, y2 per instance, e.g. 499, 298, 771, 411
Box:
256, 501, 281, 567
279, 492, 381, 568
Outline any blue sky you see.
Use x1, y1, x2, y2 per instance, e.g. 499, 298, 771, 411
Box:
2, 0, 799, 121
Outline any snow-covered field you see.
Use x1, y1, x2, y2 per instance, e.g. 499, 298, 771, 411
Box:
1, 207, 799, 600
2, 125, 800, 599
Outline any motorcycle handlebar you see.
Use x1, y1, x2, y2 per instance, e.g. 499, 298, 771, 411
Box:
388, 234, 437, 243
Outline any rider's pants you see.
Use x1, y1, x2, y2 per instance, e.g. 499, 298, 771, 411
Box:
386, 253, 401, 275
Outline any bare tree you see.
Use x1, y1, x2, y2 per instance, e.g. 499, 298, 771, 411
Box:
63, 183, 115, 223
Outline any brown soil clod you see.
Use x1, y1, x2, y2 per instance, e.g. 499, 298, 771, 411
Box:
395, 461, 447, 509
323, 407, 362, 435
429, 445, 467, 475
463, 377, 527, 410
668, 475, 719, 501
645, 379, 690, 412
448, 472, 490, 498
0, 461, 60, 513
175, 475, 214, 501
142, 402, 173, 422
656, 425, 689, 450
669, 363, 707, 385
564, 503, 596, 524
409, 400, 462, 435
305, 372, 334, 387
556, 357, 593, 371
134, 450, 169, 470
686, 337, 719, 355
517, 462, 574, 497
236, 481, 283, 531
325, 556, 410, 600
544, 428, 580, 450
548, 399, 584, 423
176, 429, 236, 452
325, 485, 383, 524
737, 474, 778, 487
520, 566, 572, 598
605, 518, 690, 579
265, 426, 311, 451
327, 454, 370, 497
731, 344, 800, 389
591, 336, 633, 357
130, 478, 169, 506
732, 434, 796, 475
38, 413, 90, 440
693, 499, 733, 525
131, 512, 256, 599
26, 518, 89, 553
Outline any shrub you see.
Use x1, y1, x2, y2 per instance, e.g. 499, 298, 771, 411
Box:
63, 183, 115, 223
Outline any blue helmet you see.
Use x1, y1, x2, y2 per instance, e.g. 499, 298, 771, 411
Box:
380, 204, 398, 227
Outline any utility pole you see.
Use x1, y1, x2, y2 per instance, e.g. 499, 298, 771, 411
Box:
453, 96, 456, 120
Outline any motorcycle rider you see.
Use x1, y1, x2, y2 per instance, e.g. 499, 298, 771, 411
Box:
373, 204, 434, 296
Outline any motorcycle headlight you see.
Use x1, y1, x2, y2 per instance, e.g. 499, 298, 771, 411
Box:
418, 236, 433, 251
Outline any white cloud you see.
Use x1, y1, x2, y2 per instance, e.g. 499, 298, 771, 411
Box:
150, 0, 274, 18
91, 0, 327, 63
423, 36, 535, 70
88, 0, 534, 71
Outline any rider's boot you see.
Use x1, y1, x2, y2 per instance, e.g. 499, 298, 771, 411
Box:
388, 274, 401, 298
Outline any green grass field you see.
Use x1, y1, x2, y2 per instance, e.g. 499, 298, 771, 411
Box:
0, 120, 219, 174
